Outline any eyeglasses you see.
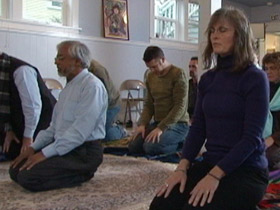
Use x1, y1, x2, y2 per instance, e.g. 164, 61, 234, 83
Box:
209, 26, 232, 34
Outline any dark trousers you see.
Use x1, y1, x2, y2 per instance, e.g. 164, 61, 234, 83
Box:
150, 161, 268, 210
9, 141, 103, 192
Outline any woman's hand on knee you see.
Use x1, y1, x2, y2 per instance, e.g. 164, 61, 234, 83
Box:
188, 174, 219, 207
156, 170, 187, 198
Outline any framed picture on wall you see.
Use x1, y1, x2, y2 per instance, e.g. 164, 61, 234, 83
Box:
103, 0, 129, 40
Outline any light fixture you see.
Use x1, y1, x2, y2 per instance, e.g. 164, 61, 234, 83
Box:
267, 1, 273, 6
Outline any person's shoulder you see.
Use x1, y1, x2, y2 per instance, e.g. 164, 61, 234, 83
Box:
196, 69, 217, 91
6, 54, 28, 66
144, 69, 151, 81
8, 54, 35, 70
84, 70, 99, 81
170, 65, 187, 78
240, 64, 268, 90
85, 71, 106, 88
243, 64, 267, 81
89, 60, 108, 74
170, 65, 184, 73
200, 68, 216, 81
4, 53, 18, 63
245, 64, 265, 75
146, 70, 155, 80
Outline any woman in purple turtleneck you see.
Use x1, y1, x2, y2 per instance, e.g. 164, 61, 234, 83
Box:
150, 7, 269, 210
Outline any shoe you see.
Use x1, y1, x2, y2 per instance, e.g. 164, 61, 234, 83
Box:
121, 128, 127, 138
115, 120, 123, 125
0, 152, 8, 162
126, 120, 133, 128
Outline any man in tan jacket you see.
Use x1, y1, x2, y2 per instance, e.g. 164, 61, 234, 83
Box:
89, 59, 126, 141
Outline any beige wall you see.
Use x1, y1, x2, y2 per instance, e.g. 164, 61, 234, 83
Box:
266, 33, 280, 53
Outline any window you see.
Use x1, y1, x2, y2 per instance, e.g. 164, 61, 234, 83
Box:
23, 0, 63, 25
152, 0, 199, 43
51, 1, 63, 8
154, 0, 177, 39
0, 0, 8, 18
0, 0, 79, 33
0, 0, 2, 17
187, 2, 199, 43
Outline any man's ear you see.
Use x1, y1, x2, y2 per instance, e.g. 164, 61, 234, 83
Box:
74, 58, 82, 68
160, 57, 165, 64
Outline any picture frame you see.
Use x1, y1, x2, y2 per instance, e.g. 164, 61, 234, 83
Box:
102, 0, 129, 40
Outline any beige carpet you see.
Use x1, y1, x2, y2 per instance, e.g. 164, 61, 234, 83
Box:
0, 154, 176, 210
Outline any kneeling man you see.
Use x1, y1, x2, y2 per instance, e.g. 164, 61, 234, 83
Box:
9, 40, 108, 192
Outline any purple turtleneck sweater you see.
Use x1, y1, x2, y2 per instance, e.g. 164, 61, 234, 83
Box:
182, 55, 269, 174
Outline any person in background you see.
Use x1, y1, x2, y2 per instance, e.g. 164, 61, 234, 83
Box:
89, 59, 126, 141
150, 7, 269, 210
0, 53, 56, 160
129, 46, 189, 156
9, 40, 107, 192
263, 52, 280, 171
187, 56, 198, 122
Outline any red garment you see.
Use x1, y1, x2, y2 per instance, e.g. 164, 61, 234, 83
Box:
259, 183, 280, 208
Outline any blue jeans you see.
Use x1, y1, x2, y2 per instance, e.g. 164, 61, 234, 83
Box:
128, 122, 189, 155
105, 105, 126, 141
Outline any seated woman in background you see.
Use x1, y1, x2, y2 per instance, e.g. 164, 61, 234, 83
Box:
263, 52, 280, 171
149, 7, 269, 210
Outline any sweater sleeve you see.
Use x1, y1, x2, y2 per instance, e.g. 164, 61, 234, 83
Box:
14, 65, 42, 138
138, 80, 154, 126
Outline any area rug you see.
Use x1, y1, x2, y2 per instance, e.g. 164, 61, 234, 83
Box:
0, 154, 176, 210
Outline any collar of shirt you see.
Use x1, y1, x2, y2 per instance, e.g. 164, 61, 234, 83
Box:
65, 68, 89, 87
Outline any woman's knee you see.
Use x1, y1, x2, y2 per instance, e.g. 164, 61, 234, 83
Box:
150, 184, 187, 210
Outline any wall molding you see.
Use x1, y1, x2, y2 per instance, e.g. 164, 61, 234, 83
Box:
0, 19, 198, 52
